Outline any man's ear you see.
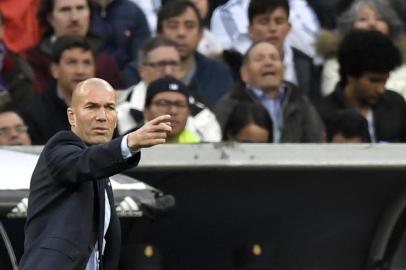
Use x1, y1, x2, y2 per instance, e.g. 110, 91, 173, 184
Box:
143, 107, 150, 122
67, 107, 76, 127
50, 63, 59, 80
240, 65, 248, 83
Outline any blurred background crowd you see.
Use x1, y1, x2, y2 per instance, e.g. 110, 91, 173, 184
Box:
1, 0, 406, 146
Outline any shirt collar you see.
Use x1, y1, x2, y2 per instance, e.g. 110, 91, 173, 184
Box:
248, 84, 286, 101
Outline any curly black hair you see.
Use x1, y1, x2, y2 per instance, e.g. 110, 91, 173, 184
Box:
338, 29, 401, 86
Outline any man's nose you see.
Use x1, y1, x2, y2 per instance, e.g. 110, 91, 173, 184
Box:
268, 22, 277, 32
76, 63, 90, 75
376, 85, 385, 95
70, 9, 80, 21
176, 26, 186, 37
163, 65, 175, 75
96, 109, 107, 121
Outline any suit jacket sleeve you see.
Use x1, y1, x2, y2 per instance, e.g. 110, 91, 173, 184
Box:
44, 131, 140, 185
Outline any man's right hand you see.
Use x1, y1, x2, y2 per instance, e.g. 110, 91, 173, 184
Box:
127, 115, 172, 151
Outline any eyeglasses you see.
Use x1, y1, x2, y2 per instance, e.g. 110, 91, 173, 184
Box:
0, 125, 28, 136
143, 60, 180, 70
151, 99, 188, 110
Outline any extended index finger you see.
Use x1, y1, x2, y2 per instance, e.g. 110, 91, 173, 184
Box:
148, 114, 171, 126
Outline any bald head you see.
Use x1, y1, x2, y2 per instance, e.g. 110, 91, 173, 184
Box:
71, 78, 116, 108
67, 78, 118, 144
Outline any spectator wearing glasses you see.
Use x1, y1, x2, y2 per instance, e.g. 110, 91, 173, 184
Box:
117, 36, 222, 142
143, 76, 200, 143
0, 111, 31, 145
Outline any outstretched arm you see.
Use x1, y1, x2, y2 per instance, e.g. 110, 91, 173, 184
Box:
127, 114, 172, 151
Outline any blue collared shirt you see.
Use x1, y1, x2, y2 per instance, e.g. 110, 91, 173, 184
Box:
249, 86, 286, 143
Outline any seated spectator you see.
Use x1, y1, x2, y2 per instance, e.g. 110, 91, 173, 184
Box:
213, 0, 322, 99
90, 0, 151, 69
143, 76, 200, 143
156, 0, 234, 108
25, 0, 122, 93
325, 109, 370, 143
0, 111, 31, 145
19, 36, 95, 145
0, 11, 35, 111
211, 0, 323, 58
215, 40, 324, 143
223, 102, 273, 143
317, 0, 406, 99
117, 36, 221, 142
317, 29, 406, 143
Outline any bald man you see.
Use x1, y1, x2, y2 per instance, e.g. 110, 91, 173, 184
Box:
19, 78, 171, 270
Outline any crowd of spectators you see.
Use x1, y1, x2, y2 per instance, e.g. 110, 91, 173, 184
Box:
1, 0, 406, 146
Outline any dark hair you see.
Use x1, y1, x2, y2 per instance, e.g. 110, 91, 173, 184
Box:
137, 36, 179, 66
248, 0, 290, 23
157, 0, 203, 33
325, 109, 370, 142
224, 102, 273, 142
338, 29, 401, 86
37, 0, 94, 37
51, 36, 94, 63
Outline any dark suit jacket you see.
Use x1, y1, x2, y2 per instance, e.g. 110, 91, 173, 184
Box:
316, 85, 406, 143
19, 131, 140, 270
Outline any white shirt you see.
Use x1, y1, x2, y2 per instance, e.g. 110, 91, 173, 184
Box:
210, 0, 322, 65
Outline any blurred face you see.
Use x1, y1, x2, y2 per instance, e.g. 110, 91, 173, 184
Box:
331, 133, 364, 143
51, 47, 95, 100
189, 0, 209, 19
349, 72, 388, 106
144, 92, 189, 138
0, 112, 31, 145
353, 3, 390, 35
139, 46, 181, 84
241, 42, 284, 93
48, 0, 90, 37
233, 123, 270, 143
161, 7, 203, 60
249, 7, 291, 53
68, 81, 117, 144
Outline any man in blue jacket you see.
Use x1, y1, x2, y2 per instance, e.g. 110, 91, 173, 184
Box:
157, 0, 234, 108
19, 78, 171, 270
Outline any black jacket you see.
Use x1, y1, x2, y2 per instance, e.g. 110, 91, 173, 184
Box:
19, 131, 140, 270
317, 85, 406, 142
215, 81, 324, 143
